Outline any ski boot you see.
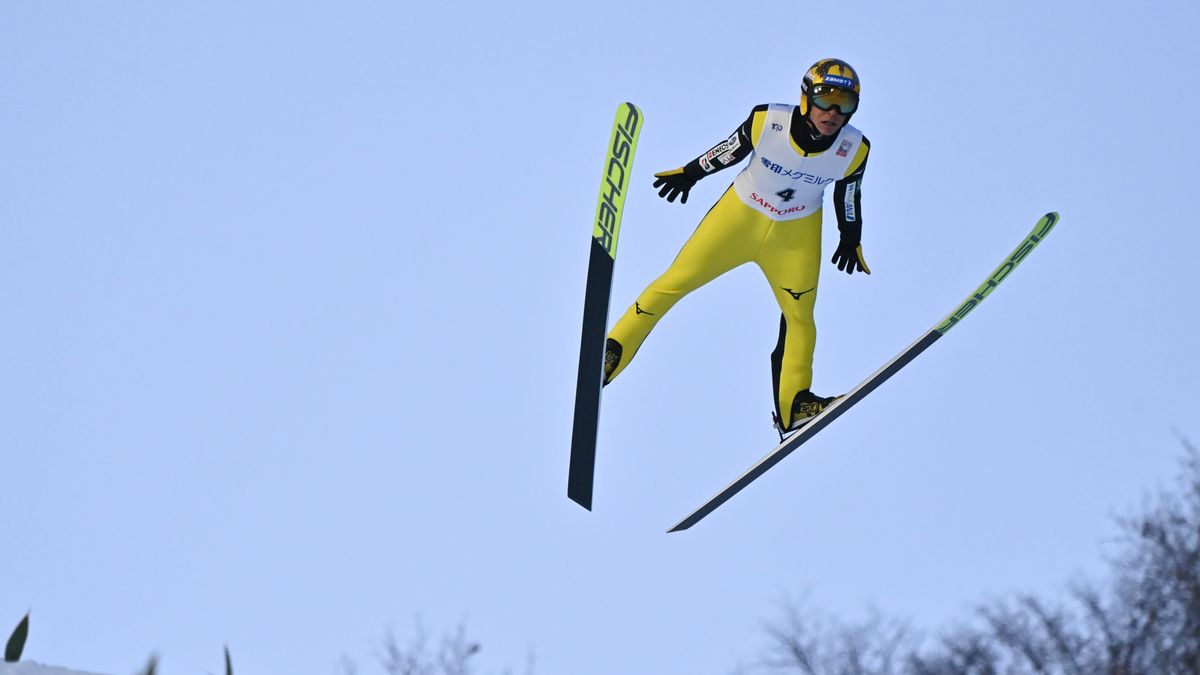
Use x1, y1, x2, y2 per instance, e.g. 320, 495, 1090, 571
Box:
602, 338, 622, 386
773, 389, 839, 438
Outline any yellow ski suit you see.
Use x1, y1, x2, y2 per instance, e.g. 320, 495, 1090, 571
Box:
605, 103, 871, 428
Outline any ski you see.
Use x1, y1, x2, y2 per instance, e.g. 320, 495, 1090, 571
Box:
568, 102, 643, 510
668, 212, 1060, 532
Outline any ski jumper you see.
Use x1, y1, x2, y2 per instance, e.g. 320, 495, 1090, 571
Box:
605, 103, 870, 427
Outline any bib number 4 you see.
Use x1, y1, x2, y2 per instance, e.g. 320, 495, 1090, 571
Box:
775, 188, 796, 202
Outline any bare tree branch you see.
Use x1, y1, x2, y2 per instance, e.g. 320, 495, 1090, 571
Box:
748, 440, 1200, 675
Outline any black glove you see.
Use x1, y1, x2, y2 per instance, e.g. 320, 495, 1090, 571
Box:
652, 168, 697, 204
831, 240, 871, 275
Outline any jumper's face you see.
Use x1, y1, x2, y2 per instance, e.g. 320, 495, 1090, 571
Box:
808, 106, 847, 137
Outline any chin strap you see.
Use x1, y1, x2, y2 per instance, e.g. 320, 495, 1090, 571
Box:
803, 117, 823, 140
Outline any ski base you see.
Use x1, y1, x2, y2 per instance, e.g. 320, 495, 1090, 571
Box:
568, 239, 618, 510
568, 102, 643, 511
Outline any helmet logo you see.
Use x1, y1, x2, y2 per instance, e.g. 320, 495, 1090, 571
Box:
822, 75, 855, 88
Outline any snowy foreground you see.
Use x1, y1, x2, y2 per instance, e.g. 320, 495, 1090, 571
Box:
0, 663, 110, 675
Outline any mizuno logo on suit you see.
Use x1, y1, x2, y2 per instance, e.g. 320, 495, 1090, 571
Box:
782, 287, 815, 300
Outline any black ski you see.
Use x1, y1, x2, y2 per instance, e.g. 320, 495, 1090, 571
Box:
568, 102, 643, 510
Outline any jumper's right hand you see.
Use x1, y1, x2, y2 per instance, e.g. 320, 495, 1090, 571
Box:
653, 168, 697, 204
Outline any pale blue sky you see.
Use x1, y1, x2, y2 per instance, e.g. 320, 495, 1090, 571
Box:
3, 2, 1199, 674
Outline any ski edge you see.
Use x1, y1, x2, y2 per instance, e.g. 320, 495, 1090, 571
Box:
934, 211, 1059, 334
667, 211, 1060, 532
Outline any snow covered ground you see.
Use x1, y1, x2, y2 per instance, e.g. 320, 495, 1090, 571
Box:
0, 663, 110, 675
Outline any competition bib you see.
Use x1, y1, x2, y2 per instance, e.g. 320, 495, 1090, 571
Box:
732, 104, 862, 220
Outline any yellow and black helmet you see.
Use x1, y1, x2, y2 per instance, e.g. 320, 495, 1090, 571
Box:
800, 58, 861, 117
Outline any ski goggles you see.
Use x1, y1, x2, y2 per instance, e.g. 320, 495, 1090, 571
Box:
809, 84, 859, 115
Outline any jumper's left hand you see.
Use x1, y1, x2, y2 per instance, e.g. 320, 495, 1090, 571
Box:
831, 240, 871, 275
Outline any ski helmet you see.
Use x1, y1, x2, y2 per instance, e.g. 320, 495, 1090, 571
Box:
800, 58, 861, 118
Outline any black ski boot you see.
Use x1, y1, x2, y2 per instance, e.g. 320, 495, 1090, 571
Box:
775, 389, 838, 435
602, 338, 622, 385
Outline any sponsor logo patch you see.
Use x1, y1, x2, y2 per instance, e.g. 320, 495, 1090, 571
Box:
699, 132, 741, 172
750, 192, 807, 217
759, 156, 835, 185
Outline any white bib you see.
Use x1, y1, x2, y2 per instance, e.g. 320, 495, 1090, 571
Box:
732, 104, 862, 221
